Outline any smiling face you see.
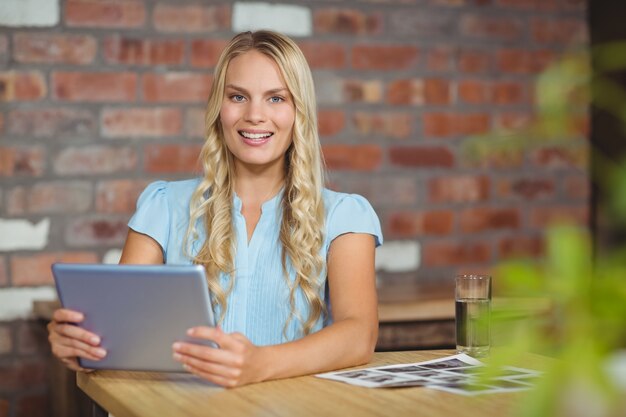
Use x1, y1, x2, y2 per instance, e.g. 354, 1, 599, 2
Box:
219, 50, 295, 175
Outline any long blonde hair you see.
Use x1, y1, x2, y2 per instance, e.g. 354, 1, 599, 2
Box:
185, 31, 326, 337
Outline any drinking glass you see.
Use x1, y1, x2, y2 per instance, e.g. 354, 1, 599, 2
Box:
455, 274, 491, 357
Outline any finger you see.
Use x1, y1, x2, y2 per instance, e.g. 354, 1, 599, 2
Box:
52, 309, 84, 323
173, 341, 241, 367
53, 342, 106, 362
53, 323, 101, 346
182, 363, 239, 388
187, 327, 243, 351
174, 352, 240, 379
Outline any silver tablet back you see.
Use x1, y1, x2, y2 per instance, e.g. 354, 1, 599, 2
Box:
52, 263, 217, 372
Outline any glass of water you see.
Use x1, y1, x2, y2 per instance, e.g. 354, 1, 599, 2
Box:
455, 274, 491, 357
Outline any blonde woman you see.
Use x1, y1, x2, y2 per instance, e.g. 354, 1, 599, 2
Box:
48, 31, 382, 387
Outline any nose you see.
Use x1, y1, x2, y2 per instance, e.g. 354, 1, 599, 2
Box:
243, 99, 266, 124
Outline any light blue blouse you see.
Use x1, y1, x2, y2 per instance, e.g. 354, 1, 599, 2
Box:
128, 178, 382, 346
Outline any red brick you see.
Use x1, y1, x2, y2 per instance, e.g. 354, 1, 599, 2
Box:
531, 205, 589, 228
497, 178, 555, 200
427, 46, 454, 72
389, 146, 455, 168
0, 146, 45, 177
16, 322, 48, 355
0, 359, 47, 391
186, 107, 205, 138
190, 39, 229, 68
52, 72, 137, 102
66, 216, 130, 247
352, 112, 412, 139
101, 107, 183, 138
498, 235, 544, 259
142, 73, 212, 103
424, 78, 451, 105
153, 4, 230, 33
66, 0, 146, 28
340, 177, 418, 207
388, 11, 457, 38
497, 49, 533, 74
0, 399, 8, 417
429, 175, 490, 203
460, 15, 523, 41
530, 145, 588, 170
386, 210, 454, 238
96, 179, 151, 213
0, 257, 7, 287
11, 252, 98, 286
298, 41, 346, 70
7, 108, 96, 138
422, 241, 491, 266
16, 393, 48, 417
322, 145, 382, 171
531, 18, 588, 45
7, 181, 92, 215
343, 80, 382, 103
423, 112, 490, 138
144, 144, 202, 174
495, 0, 539, 9
0, 323, 11, 353
492, 81, 526, 104
104, 36, 185, 66
457, 80, 489, 104
314, 8, 383, 35
0, 71, 46, 101
460, 207, 521, 233
387, 79, 424, 106
352, 45, 418, 70
0, 35, 7, 64
565, 175, 589, 200
533, 49, 558, 72
458, 49, 491, 73
318, 110, 345, 137
54, 146, 137, 175
13, 33, 96, 65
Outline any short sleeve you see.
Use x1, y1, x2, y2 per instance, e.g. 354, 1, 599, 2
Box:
128, 181, 170, 252
326, 194, 383, 247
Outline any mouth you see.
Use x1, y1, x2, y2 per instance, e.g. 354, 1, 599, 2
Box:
238, 130, 274, 146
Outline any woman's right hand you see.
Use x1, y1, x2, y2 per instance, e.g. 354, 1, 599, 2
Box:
47, 308, 107, 372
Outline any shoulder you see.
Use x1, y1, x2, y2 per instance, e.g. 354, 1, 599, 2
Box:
322, 188, 383, 246
138, 178, 201, 204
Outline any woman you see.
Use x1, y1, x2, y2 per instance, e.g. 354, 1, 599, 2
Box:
48, 30, 382, 387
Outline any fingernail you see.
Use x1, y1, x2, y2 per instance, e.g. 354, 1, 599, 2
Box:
173, 342, 181, 350
90, 336, 100, 345
186, 328, 194, 336
95, 348, 106, 357
173, 353, 182, 361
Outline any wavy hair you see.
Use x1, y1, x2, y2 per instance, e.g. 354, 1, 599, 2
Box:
185, 31, 326, 337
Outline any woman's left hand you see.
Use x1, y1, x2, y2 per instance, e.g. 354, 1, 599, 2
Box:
172, 326, 267, 387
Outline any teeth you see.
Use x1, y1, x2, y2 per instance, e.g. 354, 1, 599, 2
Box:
240, 131, 272, 140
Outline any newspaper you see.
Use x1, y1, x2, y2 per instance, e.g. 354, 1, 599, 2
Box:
315, 354, 542, 396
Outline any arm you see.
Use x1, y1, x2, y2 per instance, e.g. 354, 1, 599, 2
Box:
173, 232, 378, 386
48, 229, 163, 370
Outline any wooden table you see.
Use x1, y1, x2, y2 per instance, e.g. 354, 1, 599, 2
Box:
77, 350, 549, 417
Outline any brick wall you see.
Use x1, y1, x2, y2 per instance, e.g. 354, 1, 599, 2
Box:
0, 0, 588, 415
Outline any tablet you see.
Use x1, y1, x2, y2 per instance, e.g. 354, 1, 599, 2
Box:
52, 263, 217, 372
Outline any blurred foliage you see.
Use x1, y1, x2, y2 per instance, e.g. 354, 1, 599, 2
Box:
464, 42, 626, 417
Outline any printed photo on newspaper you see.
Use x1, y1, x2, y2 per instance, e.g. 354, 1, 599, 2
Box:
315, 354, 542, 396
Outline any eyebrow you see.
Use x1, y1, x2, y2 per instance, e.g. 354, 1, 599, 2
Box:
224, 84, 289, 95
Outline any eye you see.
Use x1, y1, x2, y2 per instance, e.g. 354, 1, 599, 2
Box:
269, 96, 284, 103
230, 94, 245, 102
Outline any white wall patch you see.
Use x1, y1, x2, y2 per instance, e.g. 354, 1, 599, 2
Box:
0, 0, 60, 27
103, 248, 123, 264
0, 286, 58, 321
232, 2, 312, 37
0, 218, 50, 251
375, 241, 420, 273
